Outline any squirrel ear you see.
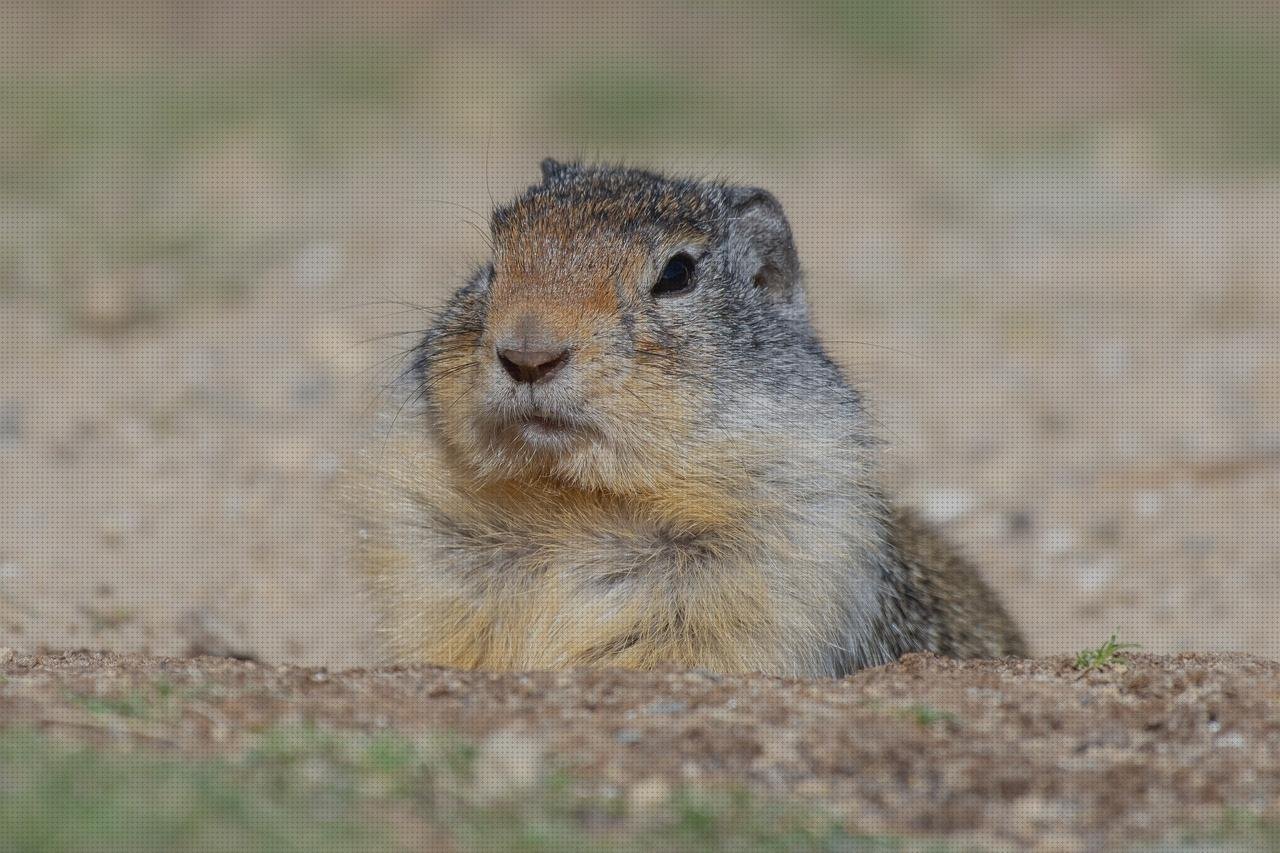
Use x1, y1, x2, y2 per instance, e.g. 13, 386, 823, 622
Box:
727, 187, 800, 295
540, 158, 577, 184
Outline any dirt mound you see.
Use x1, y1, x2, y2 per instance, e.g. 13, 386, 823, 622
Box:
3, 649, 1280, 850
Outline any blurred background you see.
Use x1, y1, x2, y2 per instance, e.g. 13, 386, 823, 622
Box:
1, 0, 1277, 666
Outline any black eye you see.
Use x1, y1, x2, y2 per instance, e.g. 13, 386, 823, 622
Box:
652, 254, 696, 298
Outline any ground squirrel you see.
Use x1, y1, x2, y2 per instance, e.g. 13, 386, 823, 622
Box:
355, 160, 1026, 677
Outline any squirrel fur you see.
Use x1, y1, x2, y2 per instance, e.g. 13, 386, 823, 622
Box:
354, 160, 1026, 677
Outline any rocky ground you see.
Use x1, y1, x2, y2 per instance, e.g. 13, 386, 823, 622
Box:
2, 649, 1279, 850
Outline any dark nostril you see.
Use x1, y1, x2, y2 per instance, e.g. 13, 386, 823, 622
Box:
497, 347, 571, 384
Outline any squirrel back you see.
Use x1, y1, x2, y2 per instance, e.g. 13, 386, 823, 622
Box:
353, 161, 1025, 676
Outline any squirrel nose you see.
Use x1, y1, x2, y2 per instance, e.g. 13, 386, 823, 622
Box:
497, 345, 571, 384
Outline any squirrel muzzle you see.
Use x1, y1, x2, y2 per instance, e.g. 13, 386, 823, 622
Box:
493, 313, 574, 385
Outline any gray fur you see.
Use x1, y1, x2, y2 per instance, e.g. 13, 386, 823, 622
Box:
358, 162, 1026, 676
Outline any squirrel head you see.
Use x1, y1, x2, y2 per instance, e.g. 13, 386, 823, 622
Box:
415, 161, 828, 503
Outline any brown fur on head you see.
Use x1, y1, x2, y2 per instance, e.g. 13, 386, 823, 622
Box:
412, 161, 834, 515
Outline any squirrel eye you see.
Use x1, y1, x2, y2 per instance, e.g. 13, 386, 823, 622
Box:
652, 254, 696, 298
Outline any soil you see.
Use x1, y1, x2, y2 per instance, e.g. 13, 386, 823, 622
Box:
2, 7, 1280, 848
4, 649, 1280, 850
3, 159, 1278, 669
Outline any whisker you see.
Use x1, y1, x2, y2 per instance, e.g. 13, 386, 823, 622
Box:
464, 219, 495, 251
819, 339, 924, 360
424, 197, 491, 222
442, 376, 481, 412
484, 132, 497, 211
322, 299, 445, 325
353, 328, 436, 348
385, 360, 477, 432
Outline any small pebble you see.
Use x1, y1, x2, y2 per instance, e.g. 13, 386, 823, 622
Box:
920, 488, 977, 524
1217, 732, 1246, 749
472, 728, 545, 802
0, 401, 22, 449
312, 452, 340, 479
292, 242, 345, 289
1077, 557, 1118, 594
0, 647, 14, 665
96, 513, 139, 549
1038, 528, 1077, 556
290, 374, 332, 407
642, 699, 688, 716
1093, 341, 1132, 378
1132, 491, 1163, 516
1182, 537, 1217, 556
221, 492, 248, 521
628, 777, 671, 814
1006, 510, 1033, 537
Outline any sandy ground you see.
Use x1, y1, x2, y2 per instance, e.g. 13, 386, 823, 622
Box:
3, 649, 1279, 850
2, 154, 1279, 667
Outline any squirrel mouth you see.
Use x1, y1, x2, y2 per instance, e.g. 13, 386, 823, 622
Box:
512, 411, 584, 449
522, 413, 567, 430
481, 402, 595, 455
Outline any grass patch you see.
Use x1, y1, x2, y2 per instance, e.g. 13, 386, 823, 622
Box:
1173, 24, 1280, 167
61, 679, 228, 725
70, 693, 152, 720
0, 727, 395, 853
900, 704, 958, 727
1073, 634, 1140, 672
546, 58, 815, 151
0, 39, 421, 198
825, 0, 939, 60
857, 697, 961, 730
549, 62, 707, 143
1164, 808, 1280, 850
0, 725, 911, 853
551, 3, 1280, 169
